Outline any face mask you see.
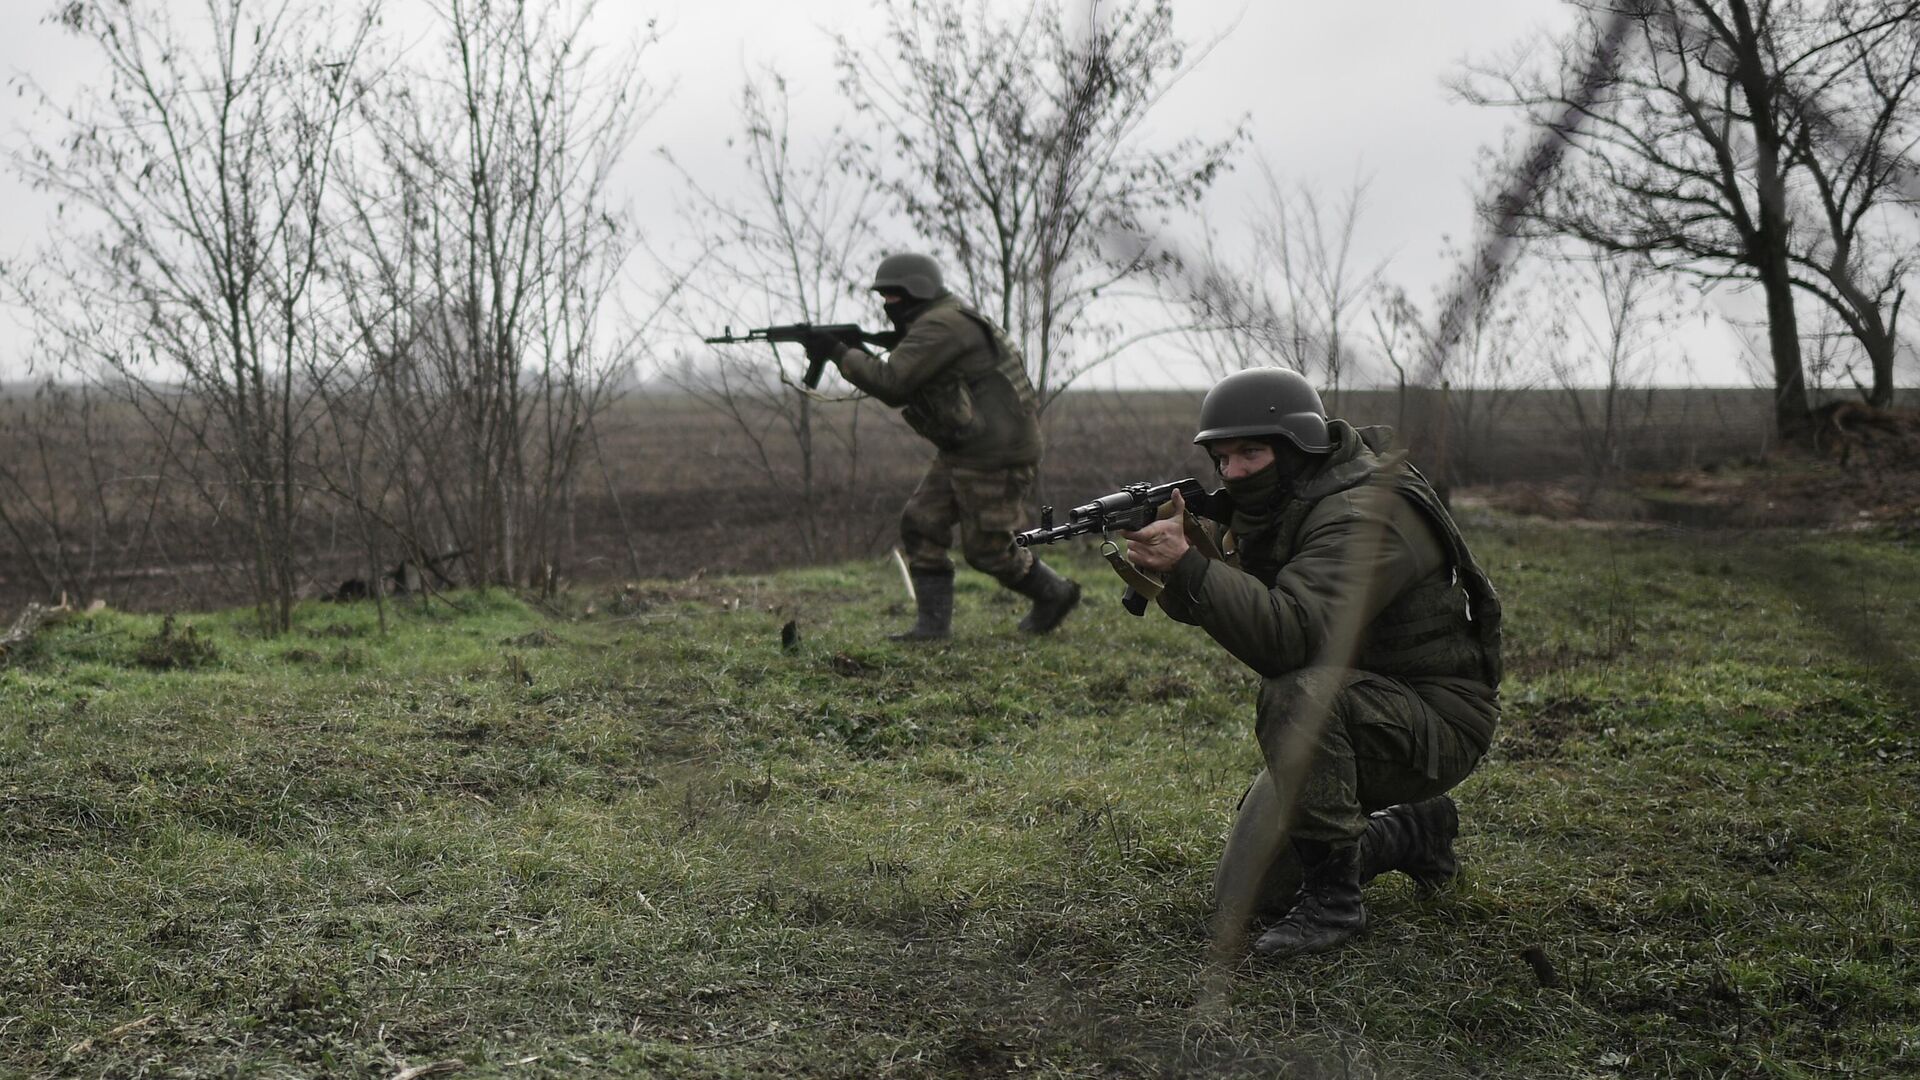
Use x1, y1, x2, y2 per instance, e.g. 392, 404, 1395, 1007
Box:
1222, 459, 1283, 505
885, 295, 933, 331
1232, 433, 1339, 529
1222, 458, 1289, 540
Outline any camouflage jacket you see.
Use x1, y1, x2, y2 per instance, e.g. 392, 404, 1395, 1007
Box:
1157, 421, 1502, 749
833, 296, 1042, 470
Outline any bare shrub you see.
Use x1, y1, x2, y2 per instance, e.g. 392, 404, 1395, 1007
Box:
1541, 252, 1676, 500
330, 0, 657, 593
8, 0, 381, 632
663, 73, 888, 561
835, 0, 1241, 403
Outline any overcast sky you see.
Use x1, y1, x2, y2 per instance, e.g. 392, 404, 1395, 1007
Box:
0, 0, 1761, 387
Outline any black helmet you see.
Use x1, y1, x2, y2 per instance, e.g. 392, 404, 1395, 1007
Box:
1193, 367, 1330, 452
870, 253, 946, 301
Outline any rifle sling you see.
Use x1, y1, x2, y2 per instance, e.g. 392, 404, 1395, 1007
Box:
1101, 511, 1222, 603
1103, 542, 1163, 599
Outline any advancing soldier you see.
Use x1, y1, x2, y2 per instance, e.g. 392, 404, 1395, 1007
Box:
802, 253, 1081, 641
1118, 367, 1502, 957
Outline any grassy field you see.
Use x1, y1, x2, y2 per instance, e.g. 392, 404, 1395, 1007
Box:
2, 515, 1917, 1078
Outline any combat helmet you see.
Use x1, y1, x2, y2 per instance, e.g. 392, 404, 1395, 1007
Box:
1193, 367, 1331, 453
870, 253, 946, 301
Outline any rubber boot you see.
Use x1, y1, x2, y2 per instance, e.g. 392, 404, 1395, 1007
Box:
1358, 795, 1459, 895
1252, 841, 1367, 958
1011, 559, 1082, 634
889, 569, 954, 642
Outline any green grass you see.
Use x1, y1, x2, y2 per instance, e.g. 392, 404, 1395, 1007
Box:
2, 518, 1917, 1078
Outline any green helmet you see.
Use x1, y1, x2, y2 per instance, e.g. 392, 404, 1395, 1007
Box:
870, 253, 946, 300
1193, 367, 1330, 452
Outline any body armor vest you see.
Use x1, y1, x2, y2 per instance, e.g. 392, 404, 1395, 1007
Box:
893, 298, 1036, 454
954, 302, 1040, 423
1238, 426, 1503, 689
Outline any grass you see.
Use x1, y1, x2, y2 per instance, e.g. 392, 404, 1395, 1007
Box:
2, 516, 1917, 1078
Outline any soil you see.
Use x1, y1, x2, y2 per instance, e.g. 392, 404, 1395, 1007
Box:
1468, 407, 1920, 532
5, 395, 1916, 615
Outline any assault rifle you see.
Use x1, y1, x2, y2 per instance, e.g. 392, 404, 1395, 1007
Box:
703, 323, 900, 389
1016, 478, 1227, 616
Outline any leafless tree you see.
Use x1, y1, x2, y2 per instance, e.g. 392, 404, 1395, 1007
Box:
1156, 227, 1287, 378
1796, 303, 1873, 398
1257, 170, 1384, 398
1368, 284, 1428, 436
834, 0, 1241, 404
332, 0, 654, 591
1179, 165, 1385, 394
8, 0, 380, 632
1787, 4, 1920, 407
1357, 222, 1549, 490
1391, 244, 1554, 487
662, 73, 888, 560
1457, 1, 1920, 439
1465, 0, 1920, 434
1542, 251, 1673, 495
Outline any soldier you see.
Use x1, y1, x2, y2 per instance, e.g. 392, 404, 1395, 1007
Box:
1117, 367, 1502, 957
801, 253, 1081, 641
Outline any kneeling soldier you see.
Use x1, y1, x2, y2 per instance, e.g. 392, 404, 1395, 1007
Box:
1119, 367, 1502, 957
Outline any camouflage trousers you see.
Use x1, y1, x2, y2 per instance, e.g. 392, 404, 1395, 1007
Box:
1213, 666, 1486, 919
899, 458, 1037, 585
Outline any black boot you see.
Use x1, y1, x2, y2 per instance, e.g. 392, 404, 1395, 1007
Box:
1252, 841, 1366, 958
1358, 795, 1459, 895
890, 569, 954, 642
1011, 559, 1081, 634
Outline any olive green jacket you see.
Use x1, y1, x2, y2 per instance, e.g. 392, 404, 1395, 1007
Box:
833, 295, 1042, 470
1157, 421, 1502, 750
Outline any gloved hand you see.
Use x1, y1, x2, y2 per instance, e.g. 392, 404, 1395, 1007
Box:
799, 330, 844, 364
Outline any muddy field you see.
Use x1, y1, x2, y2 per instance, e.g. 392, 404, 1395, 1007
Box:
5, 384, 1907, 615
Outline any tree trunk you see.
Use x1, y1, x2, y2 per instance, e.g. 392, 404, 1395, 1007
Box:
1727, 0, 1811, 442
1866, 336, 1895, 408
1832, 276, 1900, 408
1759, 253, 1812, 440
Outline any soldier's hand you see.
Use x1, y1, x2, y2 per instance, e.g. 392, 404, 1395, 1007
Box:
799, 331, 843, 364
1120, 488, 1190, 574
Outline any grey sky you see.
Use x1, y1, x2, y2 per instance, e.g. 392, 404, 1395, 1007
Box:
0, 0, 1759, 386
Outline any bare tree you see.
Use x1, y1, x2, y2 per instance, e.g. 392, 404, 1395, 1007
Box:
1458, 0, 1907, 439
1543, 251, 1673, 496
334, 0, 654, 591
1355, 228, 1549, 491
834, 0, 1241, 404
1787, 4, 1920, 407
1156, 226, 1288, 378
8, 0, 380, 632
0, 381, 93, 604
1385, 244, 1554, 488
1178, 165, 1385, 393
1258, 170, 1384, 398
1368, 283, 1428, 436
661, 73, 889, 560
0, 378, 182, 606
1789, 299, 1866, 397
